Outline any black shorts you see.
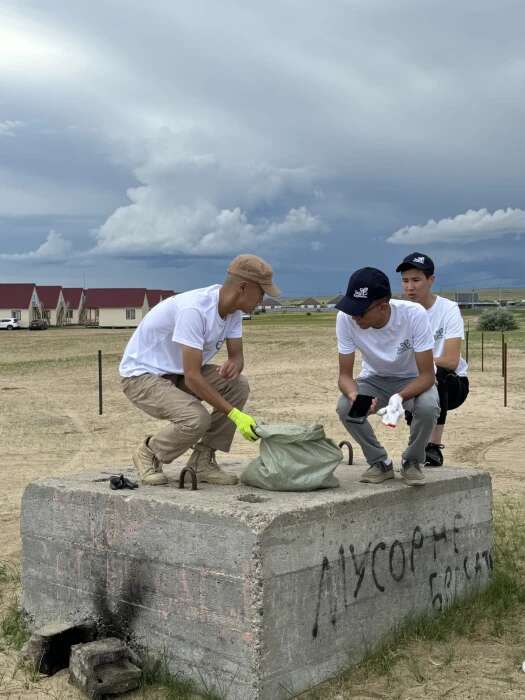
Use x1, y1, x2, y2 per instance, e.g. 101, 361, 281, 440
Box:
435, 367, 469, 425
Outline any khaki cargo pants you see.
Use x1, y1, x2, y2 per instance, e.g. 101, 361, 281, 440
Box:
121, 365, 250, 463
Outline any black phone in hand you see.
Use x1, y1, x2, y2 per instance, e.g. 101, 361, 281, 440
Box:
348, 394, 374, 423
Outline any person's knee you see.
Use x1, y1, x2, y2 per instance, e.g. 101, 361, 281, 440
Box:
179, 404, 212, 436
414, 394, 440, 421
336, 394, 351, 420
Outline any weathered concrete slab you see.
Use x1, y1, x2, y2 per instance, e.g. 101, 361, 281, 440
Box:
69, 637, 141, 699
21, 459, 492, 699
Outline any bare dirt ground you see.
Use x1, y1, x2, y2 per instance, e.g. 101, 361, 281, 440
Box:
1, 319, 524, 698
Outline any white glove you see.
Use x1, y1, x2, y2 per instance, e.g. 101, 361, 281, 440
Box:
377, 393, 404, 428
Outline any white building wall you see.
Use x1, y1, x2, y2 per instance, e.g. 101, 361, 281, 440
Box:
98, 307, 142, 327
69, 309, 81, 324
0, 306, 32, 328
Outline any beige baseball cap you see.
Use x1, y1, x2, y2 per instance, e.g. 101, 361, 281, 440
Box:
228, 254, 281, 298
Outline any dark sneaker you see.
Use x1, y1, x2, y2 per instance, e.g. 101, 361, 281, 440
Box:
360, 460, 394, 484
401, 460, 426, 486
425, 443, 444, 467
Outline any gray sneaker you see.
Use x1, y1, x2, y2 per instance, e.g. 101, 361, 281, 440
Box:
360, 460, 394, 484
401, 459, 425, 486
133, 436, 168, 485
186, 444, 239, 486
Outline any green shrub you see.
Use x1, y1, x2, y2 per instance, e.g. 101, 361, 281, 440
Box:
477, 308, 518, 331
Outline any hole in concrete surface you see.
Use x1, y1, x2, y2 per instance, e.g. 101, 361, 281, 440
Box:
29, 623, 96, 676
237, 494, 270, 503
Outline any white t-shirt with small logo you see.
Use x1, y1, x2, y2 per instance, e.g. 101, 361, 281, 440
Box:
336, 299, 435, 378
119, 285, 242, 377
427, 296, 468, 377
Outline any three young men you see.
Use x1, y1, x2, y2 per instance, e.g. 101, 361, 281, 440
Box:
121, 250, 466, 488
120, 254, 279, 486
335, 267, 440, 486
396, 253, 469, 466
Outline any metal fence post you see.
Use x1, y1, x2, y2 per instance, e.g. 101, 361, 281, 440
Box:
503, 341, 508, 407
98, 350, 103, 415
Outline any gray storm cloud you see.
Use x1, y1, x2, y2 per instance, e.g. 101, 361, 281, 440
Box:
1, 1, 524, 289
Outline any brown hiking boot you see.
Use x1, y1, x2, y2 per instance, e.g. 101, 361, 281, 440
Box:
132, 436, 168, 485
186, 444, 239, 485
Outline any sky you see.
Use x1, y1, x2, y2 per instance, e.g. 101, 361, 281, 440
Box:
1, 0, 525, 296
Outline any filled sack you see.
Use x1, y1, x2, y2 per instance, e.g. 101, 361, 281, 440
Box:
240, 422, 342, 491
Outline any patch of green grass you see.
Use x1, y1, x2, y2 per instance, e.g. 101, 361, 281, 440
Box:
250, 312, 336, 327
0, 560, 19, 586
140, 652, 224, 699
0, 604, 29, 651
0, 561, 28, 652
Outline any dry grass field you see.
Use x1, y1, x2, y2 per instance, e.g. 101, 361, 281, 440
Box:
1, 313, 525, 698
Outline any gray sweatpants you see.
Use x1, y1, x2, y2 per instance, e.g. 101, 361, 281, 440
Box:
336, 375, 440, 466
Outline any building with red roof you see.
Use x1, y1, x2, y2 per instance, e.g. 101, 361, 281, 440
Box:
146, 289, 176, 308
81, 288, 149, 327
62, 288, 85, 325
36, 286, 66, 326
0, 283, 42, 327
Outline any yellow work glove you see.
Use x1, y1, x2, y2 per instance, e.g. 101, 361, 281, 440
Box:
227, 408, 259, 442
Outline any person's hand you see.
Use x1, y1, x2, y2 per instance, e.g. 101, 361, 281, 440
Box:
348, 393, 378, 416
377, 393, 404, 428
217, 360, 241, 380
227, 408, 259, 441
367, 397, 378, 415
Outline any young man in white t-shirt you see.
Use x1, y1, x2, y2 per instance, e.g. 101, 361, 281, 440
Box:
335, 267, 440, 486
396, 252, 469, 467
119, 254, 280, 486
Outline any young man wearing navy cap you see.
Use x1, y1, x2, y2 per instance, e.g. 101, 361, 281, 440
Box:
397, 253, 469, 467
335, 267, 440, 485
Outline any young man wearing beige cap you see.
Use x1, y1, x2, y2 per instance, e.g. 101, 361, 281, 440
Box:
120, 254, 280, 485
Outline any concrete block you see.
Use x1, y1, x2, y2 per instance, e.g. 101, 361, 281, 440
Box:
20, 620, 96, 675
69, 637, 141, 698
21, 461, 492, 699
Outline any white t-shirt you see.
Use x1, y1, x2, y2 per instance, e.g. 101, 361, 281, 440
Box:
119, 285, 242, 377
427, 296, 468, 377
336, 299, 435, 379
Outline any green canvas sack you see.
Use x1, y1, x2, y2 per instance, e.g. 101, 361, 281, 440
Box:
240, 423, 342, 491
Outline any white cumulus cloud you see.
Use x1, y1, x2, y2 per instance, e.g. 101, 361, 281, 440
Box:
0, 230, 73, 262
95, 200, 323, 256
387, 208, 525, 245
93, 130, 325, 257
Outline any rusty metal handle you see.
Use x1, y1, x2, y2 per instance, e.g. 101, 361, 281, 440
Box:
178, 466, 198, 490
338, 440, 353, 465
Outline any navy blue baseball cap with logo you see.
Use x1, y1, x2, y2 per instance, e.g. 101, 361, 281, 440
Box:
396, 252, 435, 275
335, 267, 392, 316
